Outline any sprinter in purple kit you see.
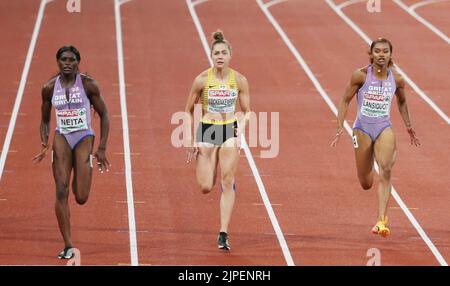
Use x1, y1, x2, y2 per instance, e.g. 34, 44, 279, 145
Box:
331, 38, 420, 237
33, 46, 110, 259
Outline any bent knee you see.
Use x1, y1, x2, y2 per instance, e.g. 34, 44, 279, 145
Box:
199, 183, 214, 194
358, 174, 373, 190
361, 182, 373, 190
74, 186, 90, 205
76, 198, 88, 205
75, 194, 89, 205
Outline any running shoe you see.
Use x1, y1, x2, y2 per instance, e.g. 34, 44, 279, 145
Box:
58, 247, 75, 259
371, 217, 390, 237
217, 232, 231, 251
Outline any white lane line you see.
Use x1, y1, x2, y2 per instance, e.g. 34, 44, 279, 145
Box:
326, 0, 449, 125
390, 206, 419, 210
0, 0, 48, 183
118, 0, 133, 5
192, 0, 210, 7
257, 0, 351, 129
253, 203, 283, 206
337, 0, 365, 9
114, 0, 139, 266
264, 0, 289, 9
390, 189, 447, 265
186, 0, 295, 266
394, 0, 450, 44
410, 0, 450, 11
116, 200, 145, 204
259, 0, 448, 266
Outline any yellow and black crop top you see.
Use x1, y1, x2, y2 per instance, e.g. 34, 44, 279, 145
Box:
201, 68, 238, 114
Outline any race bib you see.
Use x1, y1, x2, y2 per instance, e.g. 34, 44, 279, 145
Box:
56, 108, 88, 134
361, 86, 393, 118
207, 88, 238, 114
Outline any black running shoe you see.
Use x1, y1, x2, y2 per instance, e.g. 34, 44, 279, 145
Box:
58, 247, 75, 259
217, 232, 230, 251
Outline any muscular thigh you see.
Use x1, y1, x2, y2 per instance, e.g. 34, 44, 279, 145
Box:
219, 138, 239, 178
52, 133, 73, 185
196, 144, 219, 182
374, 128, 396, 168
353, 129, 374, 176
73, 136, 94, 188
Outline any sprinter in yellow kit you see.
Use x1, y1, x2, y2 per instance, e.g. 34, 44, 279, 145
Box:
185, 30, 251, 251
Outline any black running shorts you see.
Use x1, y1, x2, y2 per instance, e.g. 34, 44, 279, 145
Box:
196, 120, 238, 146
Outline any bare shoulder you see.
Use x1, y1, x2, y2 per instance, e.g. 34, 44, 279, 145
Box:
80, 73, 99, 89
42, 77, 56, 98
391, 67, 405, 87
355, 66, 368, 78
233, 70, 248, 89
80, 74, 100, 96
42, 77, 56, 92
197, 69, 209, 81
193, 69, 208, 89
350, 66, 367, 85
234, 70, 247, 82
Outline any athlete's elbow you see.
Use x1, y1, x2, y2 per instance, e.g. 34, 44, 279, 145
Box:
40, 121, 50, 131
397, 98, 406, 107
342, 94, 353, 105
99, 111, 109, 122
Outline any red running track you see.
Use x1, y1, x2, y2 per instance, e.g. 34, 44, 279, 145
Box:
0, 0, 448, 266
